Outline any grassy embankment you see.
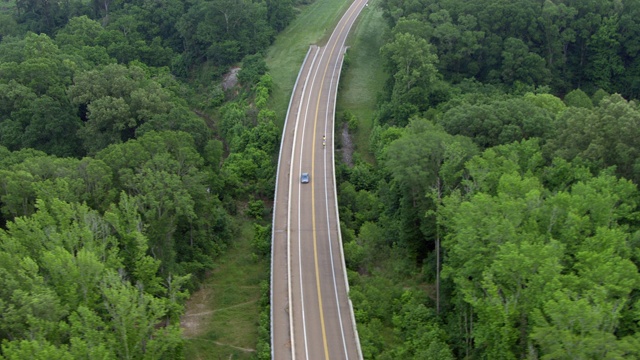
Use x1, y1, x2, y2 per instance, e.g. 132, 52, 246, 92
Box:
182, 0, 362, 358
182, 220, 265, 360
266, 0, 352, 127
335, 0, 387, 161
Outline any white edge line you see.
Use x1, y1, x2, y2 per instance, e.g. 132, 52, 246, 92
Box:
324, 20, 350, 359
330, 10, 365, 360
271, 45, 314, 360
293, 47, 322, 360
326, 63, 351, 360
272, 1, 366, 359
297, 46, 324, 360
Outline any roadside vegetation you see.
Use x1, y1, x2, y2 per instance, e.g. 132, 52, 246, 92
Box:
182, 219, 267, 360
3, 0, 640, 358
266, 0, 352, 124
335, 0, 387, 162
337, 0, 640, 358
0, 0, 364, 358
0, 0, 294, 357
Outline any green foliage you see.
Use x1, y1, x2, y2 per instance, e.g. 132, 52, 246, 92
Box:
68, 63, 209, 155
523, 92, 567, 115
238, 53, 268, 88
13, 0, 81, 34
545, 94, 640, 183
0, 13, 20, 41
342, 110, 359, 132
0, 340, 74, 360
380, 119, 477, 260
204, 139, 224, 169
345, 104, 640, 358
0, 198, 185, 358
266, 0, 295, 32
343, 238, 365, 271
175, 0, 274, 69
379, 32, 439, 125
251, 223, 271, 258
215, 97, 277, 200
440, 140, 640, 358
0, 154, 117, 221
54, 16, 114, 68
8, 0, 640, 358
255, 279, 271, 359
254, 77, 272, 110
0, 1, 297, 357
391, 291, 454, 360
563, 88, 593, 109
96, 131, 231, 276
246, 199, 266, 220
500, 37, 549, 87
0, 34, 83, 156
591, 88, 610, 106
586, 16, 625, 93
342, 1, 640, 358
101, 271, 184, 360
349, 275, 453, 359
437, 97, 558, 149
379, 0, 640, 97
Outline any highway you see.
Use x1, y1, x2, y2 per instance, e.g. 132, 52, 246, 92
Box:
271, 0, 367, 359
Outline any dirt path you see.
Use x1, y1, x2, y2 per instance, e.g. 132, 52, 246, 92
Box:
186, 338, 256, 353
182, 299, 258, 319
181, 219, 267, 359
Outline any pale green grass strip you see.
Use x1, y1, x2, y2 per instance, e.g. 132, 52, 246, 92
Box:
182, 220, 267, 360
336, 0, 388, 162
266, 0, 353, 126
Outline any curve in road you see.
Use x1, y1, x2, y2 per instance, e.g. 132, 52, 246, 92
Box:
271, 0, 368, 359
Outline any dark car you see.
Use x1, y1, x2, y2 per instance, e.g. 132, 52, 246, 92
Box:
300, 172, 310, 183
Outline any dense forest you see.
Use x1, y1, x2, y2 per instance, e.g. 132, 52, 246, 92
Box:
3, 0, 640, 358
0, 0, 291, 357
341, 0, 640, 358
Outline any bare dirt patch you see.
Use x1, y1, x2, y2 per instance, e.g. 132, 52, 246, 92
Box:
181, 281, 261, 339
181, 283, 215, 338
181, 220, 267, 359
341, 123, 354, 167
222, 67, 241, 91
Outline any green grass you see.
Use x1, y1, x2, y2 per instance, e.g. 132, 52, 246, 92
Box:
0, 0, 16, 13
181, 1, 389, 358
183, 220, 268, 360
266, 0, 353, 126
335, 0, 388, 163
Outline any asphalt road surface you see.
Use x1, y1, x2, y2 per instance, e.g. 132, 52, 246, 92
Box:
271, 0, 367, 359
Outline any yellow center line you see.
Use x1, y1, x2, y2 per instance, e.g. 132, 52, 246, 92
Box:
310, 1, 363, 359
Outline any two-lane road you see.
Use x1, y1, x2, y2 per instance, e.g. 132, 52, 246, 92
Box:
271, 0, 367, 359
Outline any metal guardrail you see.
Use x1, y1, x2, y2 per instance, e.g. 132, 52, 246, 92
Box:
330, 46, 363, 360
271, 1, 366, 357
271, 46, 315, 360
